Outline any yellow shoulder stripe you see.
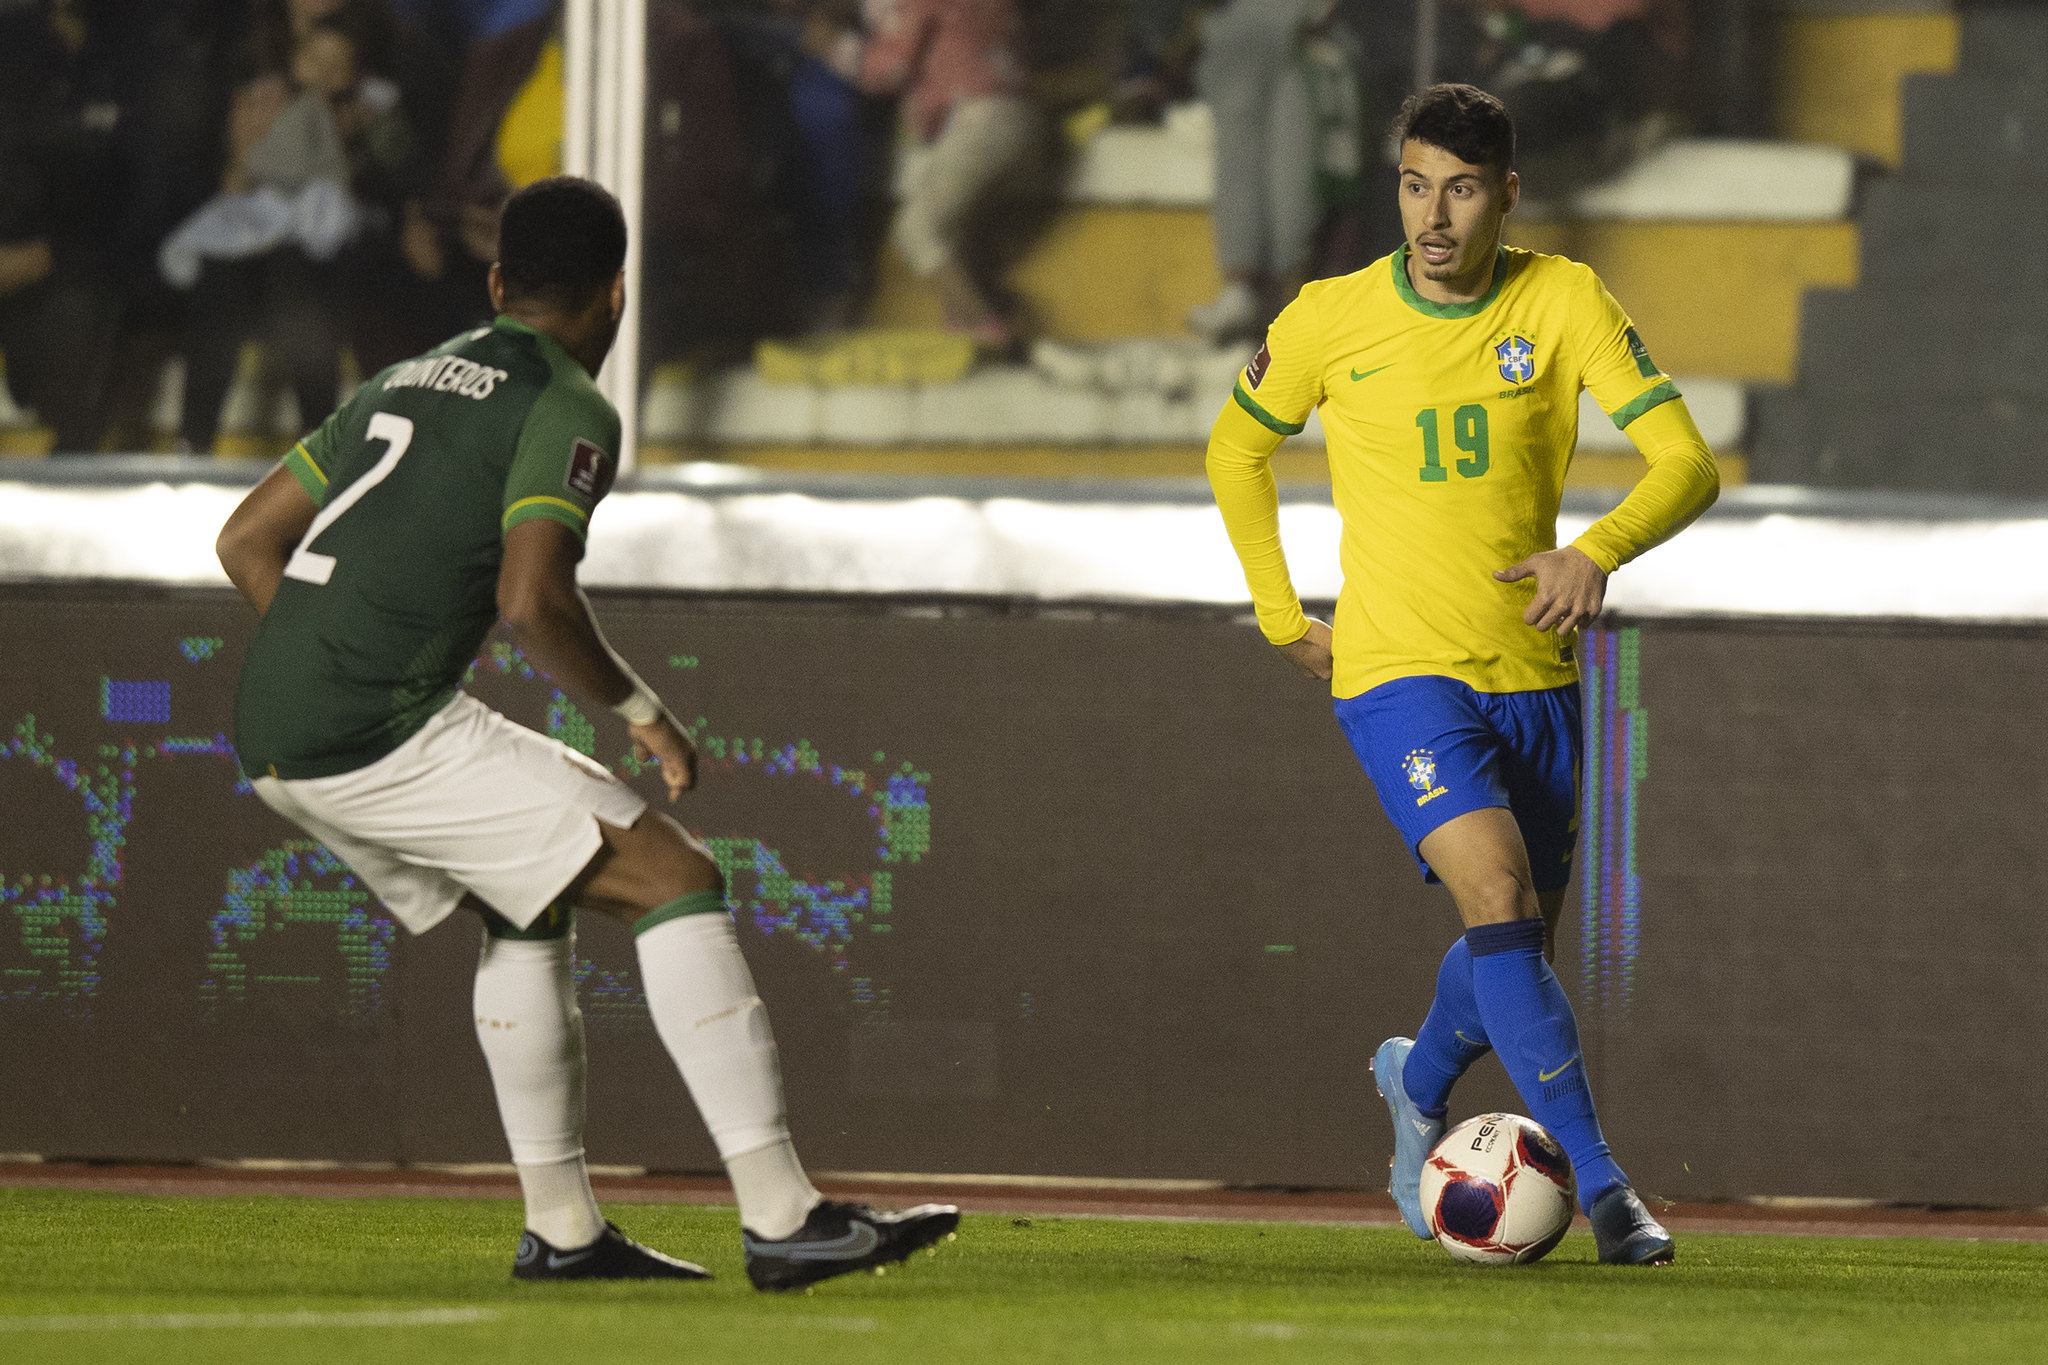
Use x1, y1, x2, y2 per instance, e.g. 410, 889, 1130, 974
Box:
289, 443, 328, 486
502, 495, 591, 528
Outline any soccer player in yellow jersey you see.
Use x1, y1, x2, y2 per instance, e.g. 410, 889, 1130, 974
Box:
1207, 85, 1717, 1265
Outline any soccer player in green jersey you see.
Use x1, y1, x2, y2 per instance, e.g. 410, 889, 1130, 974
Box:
216, 178, 958, 1289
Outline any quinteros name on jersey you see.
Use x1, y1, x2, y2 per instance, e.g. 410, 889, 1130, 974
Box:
382, 356, 511, 401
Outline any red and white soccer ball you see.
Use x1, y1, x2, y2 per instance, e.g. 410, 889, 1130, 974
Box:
1420, 1113, 1577, 1265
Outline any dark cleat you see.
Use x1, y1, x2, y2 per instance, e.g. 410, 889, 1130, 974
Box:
1590, 1186, 1676, 1265
743, 1200, 961, 1292
513, 1221, 713, 1281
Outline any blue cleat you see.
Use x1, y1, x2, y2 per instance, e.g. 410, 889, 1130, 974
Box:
1590, 1185, 1676, 1265
1372, 1036, 1443, 1240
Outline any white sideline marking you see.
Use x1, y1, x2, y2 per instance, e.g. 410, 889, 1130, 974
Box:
732, 1315, 879, 1333
0, 1307, 496, 1333
815, 1170, 1226, 1193
1226, 1321, 1653, 1348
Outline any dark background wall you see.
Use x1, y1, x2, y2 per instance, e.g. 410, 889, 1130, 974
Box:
1, 588, 2041, 1205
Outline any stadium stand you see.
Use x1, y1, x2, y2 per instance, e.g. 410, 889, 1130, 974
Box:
636, 3, 1956, 490
1753, 1, 2048, 493
0, 0, 1960, 494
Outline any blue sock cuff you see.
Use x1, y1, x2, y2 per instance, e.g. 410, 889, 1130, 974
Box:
1465, 918, 1545, 957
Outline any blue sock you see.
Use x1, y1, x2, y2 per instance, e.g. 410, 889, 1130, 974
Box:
1466, 919, 1628, 1212
1403, 938, 1491, 1119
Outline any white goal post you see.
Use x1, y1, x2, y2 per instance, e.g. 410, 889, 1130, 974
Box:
562, 0, 649, 473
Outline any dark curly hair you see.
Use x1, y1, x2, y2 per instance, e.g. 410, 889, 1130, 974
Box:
497, 177, 628, 310
1393, 83, 1516, 175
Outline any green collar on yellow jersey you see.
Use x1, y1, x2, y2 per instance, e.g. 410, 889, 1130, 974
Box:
1392, 244, 1512, 319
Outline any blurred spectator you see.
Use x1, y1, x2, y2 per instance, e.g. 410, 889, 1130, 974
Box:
1112, 0, 1204, 124
168, 9, 392, 451
1467, 0, 1685, 194
786, 1, 871, 328
641, 0, 805, 363
331, 10, 469, 373
1184, 0, 1332, 342
0, 0, 125, 453
845, 0, 1039, 350
715, 0, 870, 331
92, 0, 251, 452
415, 0, 551, 224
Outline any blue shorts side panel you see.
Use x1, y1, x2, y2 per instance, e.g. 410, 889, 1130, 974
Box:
1334, 676, 1581, 893
1478, 683, 1583, 894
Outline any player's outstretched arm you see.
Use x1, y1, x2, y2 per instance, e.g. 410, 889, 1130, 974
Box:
216, 464, 318, 616
497, 518, 698, 800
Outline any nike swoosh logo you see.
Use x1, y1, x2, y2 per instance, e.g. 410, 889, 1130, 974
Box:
1454, 1030, 1485, 1047
1350, 365, 1393, 382
545, 1248, 598, 1269
749, 1222, 882, 1262
1538, 1055, 1580, 1083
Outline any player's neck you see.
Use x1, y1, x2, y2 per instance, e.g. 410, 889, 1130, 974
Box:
1405, 239, 1500, 307
499, 306, 615, 378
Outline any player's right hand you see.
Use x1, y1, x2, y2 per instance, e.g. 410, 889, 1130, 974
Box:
630, 714, 699, 801
1277, 618, 1334, 681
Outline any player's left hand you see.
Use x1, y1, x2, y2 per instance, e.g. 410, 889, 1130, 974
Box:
1496, 546, 1607, 635
630, 714, 699, 802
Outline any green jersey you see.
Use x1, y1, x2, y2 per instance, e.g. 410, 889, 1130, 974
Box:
234, 316, 620, 780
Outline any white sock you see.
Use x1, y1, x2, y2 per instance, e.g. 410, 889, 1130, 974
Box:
514, 1154, 605, 1250
726, 1139, 823, 1241
473, 932, 606, 1249
636, 910, 822, 1237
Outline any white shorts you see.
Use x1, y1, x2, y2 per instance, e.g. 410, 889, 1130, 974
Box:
252, 692, 647, 935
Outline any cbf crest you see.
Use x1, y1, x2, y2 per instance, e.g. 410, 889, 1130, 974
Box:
1404, 749, 1449, 806
1494, 332, 1537, 385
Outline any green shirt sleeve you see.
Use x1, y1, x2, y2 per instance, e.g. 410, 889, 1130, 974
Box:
501, 374, 622, 550
280, 412, 342, 504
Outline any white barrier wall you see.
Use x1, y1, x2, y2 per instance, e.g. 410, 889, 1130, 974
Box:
4, 469, 2047, 621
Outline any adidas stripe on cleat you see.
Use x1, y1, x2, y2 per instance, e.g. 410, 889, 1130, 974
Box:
743, 1200, 961, 1291
1373, 1036, 1443, 1240
512, 1222, 712, 1281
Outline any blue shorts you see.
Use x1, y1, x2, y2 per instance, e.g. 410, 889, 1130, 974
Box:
1334, 675, 1581, 893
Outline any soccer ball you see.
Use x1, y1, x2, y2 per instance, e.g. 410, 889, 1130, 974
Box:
1419, 1113, 1576, 1265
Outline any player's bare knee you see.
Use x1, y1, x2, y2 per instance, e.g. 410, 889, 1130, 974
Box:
626, 810, 722, 902
668, 842, 722, 900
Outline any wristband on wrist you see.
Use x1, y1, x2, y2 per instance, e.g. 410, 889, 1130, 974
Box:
611, 678, 663, 726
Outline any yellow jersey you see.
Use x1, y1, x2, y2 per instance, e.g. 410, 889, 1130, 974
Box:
1208, 244, 1719, 699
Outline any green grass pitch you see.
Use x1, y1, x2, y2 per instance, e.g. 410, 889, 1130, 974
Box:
2, 1189, 2045, 1364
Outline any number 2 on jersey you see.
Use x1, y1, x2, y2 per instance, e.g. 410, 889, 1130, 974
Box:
283, 412, 416, 585
1415, 404, 1490, 482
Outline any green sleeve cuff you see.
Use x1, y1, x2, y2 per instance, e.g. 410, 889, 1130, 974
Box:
502, 496, 592, 540
1232, 380, 1306, 437
281, 444, 329, 502
1608, 379, 1682, 431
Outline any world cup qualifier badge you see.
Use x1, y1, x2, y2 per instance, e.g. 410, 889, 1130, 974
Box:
565, 438, 613, 499
1404, 749, 1450, 806
1245, 341, 1272, 389
1493, 331, 1537, 385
